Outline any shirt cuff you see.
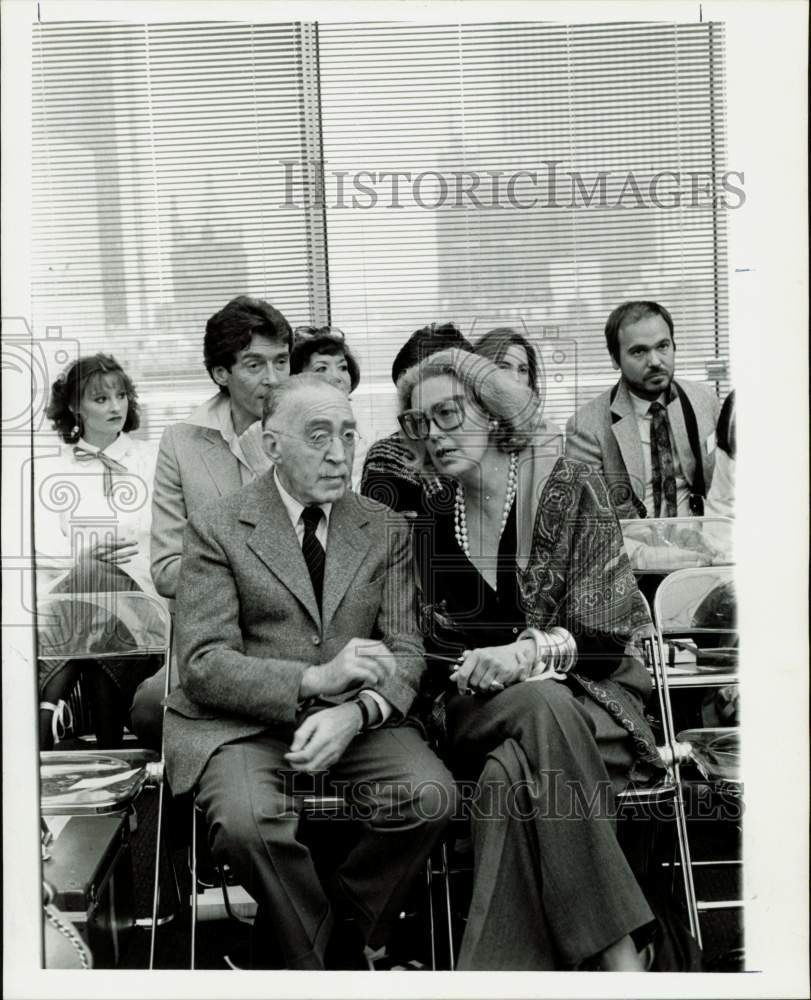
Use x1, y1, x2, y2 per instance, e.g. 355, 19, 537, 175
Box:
360, 689, 393, 727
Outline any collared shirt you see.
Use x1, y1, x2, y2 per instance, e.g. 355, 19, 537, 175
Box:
629, 390, 691, 517
189, 393, 272, 486
273, 469, 332, 550
273, 468, 391, 726
33, 432, 158, 594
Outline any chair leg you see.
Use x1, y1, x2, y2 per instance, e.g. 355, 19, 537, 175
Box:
190, 800, 198, 970
672, 770, 703, 948
148, 779, 166, 970
440, 840, 455, 972
425, 857, 437, 971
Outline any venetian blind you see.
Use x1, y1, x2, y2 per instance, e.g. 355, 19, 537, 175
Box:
317, 20, 729, 441
31, 19, 328, 440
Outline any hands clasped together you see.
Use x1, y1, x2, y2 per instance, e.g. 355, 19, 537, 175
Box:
286, 638, 396, 773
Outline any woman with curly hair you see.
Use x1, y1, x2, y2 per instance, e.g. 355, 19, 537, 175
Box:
397, 348, 661, 971
289, 325, 361, 395
35, 354, 160, 749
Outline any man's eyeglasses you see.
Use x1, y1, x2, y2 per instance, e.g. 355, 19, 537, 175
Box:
397, 397, 465, 441
293, 325, 346, 344
273, 427, 362, 452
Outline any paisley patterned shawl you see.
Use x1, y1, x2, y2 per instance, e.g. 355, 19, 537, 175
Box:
520, 457, 663, 767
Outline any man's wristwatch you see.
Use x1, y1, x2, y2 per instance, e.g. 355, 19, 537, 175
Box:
353, 697, 371, 731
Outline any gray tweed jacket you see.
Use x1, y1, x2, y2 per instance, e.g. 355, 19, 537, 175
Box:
164, 472, 424, 795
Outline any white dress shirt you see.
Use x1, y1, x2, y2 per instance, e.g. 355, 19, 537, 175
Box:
630, 391, 691, 517
34, 432, 159, 594
191, 392, 272, 486
273, 469, 392, 725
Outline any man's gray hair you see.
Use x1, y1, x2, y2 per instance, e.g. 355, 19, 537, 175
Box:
262, 373, 342, 426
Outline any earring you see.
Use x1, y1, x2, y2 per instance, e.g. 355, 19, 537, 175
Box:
489, 419, 499, 431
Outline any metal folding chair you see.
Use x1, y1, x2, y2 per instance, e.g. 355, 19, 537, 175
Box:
37, 590, 175, 969
189, 787, 441, 970
649, 565, 740, 948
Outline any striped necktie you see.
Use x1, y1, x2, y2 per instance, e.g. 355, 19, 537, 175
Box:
648, 402, 677, 518
300, 506, 326, 612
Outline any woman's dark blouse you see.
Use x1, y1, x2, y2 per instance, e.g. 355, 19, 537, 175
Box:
414, 490, 632, 687
414, 499, 531, 697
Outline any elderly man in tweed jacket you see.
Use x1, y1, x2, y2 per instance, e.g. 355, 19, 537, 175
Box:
164, 374, 455, 970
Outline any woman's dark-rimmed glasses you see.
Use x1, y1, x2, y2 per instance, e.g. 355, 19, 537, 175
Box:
398, 397, 466, 441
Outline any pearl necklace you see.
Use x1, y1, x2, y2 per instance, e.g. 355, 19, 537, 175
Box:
454, 452, 519, 558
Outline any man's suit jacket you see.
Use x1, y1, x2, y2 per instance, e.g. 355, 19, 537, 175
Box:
164, 473, 424, 794
150, 419, 243, 599
565, 378, 720, 519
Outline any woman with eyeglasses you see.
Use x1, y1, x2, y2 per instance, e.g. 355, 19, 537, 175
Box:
35, 354, 161, 750
290, 325, 361, 395
397, 348, 661, 971
472, 326, 540, 393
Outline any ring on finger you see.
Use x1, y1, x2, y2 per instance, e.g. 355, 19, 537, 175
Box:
489, 681, 505, 692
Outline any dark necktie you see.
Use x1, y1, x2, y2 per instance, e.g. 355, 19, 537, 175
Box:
648, 402, 677, 518
301, 506, 326, 611
72, 445, 127, 497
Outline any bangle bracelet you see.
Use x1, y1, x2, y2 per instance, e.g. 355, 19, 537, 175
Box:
354, 697, 370, 732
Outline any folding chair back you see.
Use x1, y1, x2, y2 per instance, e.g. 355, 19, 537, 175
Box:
37, 590, 174, 969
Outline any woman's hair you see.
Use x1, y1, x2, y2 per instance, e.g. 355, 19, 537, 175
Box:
472, 327, 540, 392
204, 295, 293, 394
289, 331, 361, 392
47, 354, 141, 443
397, 347, 541, 460
390, 322, 473, 386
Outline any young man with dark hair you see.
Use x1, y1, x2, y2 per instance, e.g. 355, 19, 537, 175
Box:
129, 296, 292, 747
565, 300, 720, 524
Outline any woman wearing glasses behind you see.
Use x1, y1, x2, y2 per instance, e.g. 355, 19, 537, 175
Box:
472, 326, 540, 393
290, 325, 361, 395
397, 348, 661, 971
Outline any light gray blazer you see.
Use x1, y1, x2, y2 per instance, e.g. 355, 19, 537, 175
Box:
565, 378, 720, 519
164, 473, 424, 794
150, 421, 243, 599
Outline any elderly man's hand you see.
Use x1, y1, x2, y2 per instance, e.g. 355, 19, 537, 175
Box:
300, 639, 396, 699
284, 704, 361, 772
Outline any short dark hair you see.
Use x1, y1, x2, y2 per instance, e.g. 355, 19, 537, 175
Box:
473, 327, 540, 392
390, 322, 473, 386
204, 295, 292, 394
289, 331, 361, 392
47, 354, 140, 443
604, 301, 675, 363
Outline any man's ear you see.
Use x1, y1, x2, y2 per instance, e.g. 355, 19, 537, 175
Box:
210, 364, 230, 389
610, 354, 620, 372
262, 427, 283, 464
